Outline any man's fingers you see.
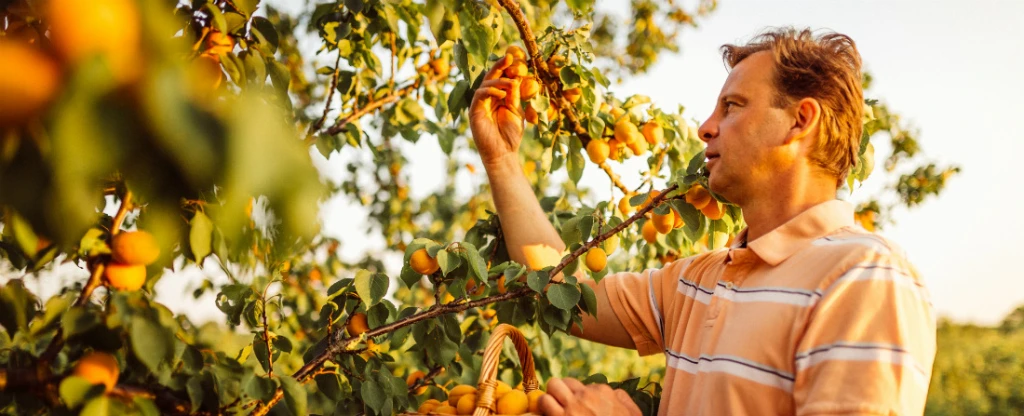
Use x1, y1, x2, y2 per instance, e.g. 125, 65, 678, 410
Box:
484, 54, 512, 81
505, 77, 522, 115
545, 378, 578, 407
561, 377, 587, 394
615, 389, 642, 416
538, 395, 566, 416
473, 86, 507, 100
479, 78, 516, 90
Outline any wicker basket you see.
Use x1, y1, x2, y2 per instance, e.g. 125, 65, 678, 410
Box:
403, 323, 541, 415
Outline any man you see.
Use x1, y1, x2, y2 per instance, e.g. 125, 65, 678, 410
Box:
469, 27, 936, 415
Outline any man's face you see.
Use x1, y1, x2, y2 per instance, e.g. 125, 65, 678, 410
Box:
697, 51, 794, 205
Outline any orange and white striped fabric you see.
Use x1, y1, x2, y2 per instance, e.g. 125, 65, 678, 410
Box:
603, 200, 936, 415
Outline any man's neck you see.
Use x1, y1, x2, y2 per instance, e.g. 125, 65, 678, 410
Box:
739, 177, 838, 243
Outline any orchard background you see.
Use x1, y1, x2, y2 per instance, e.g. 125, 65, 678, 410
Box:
0, 0, 1018, 415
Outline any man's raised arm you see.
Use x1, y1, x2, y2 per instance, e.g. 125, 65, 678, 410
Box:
469, 54, 634, 350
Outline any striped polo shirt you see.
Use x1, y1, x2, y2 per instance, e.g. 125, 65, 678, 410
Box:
604, 200, 936, 415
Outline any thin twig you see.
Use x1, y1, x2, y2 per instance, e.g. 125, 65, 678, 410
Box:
598, 161, 630, 195
307, 51, 344, 139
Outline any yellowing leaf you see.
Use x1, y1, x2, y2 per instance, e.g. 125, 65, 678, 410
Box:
522, 244, 562, 271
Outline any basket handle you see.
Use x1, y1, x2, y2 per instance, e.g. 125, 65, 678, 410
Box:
472, 324, 540, 416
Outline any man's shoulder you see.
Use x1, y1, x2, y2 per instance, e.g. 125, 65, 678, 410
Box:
808, 225, 913, 265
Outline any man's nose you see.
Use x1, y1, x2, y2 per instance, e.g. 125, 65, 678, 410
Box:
697, 117, 716, 144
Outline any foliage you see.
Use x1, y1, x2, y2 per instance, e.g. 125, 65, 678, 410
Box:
0, 0, 957, 414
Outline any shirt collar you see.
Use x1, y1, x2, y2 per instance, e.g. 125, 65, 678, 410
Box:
732, 200, 855, 266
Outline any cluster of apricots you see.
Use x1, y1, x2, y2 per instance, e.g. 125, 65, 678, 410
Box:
586, 105, 665, 165
622, 184, 725, 245
191, 29, 236, 91
494, 45, 563, 126
418, 49, 451, 79
0, 0, 141, 129
414, 380, 544, 415
105, 231, 160, 291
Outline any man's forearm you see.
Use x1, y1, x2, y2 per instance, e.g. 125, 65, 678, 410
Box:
483, 153, 566, 265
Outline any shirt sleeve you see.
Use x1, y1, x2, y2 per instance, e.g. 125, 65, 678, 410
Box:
793, 249, 937, 415
602, 260, 687, 356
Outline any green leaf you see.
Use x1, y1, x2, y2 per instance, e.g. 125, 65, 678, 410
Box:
354, 269, 389, 305
244, 374, 277, 401
437, 249, 462, 276
60, 376, 105, 409
189, 211, 213, 263
131, 316, 173, 373
253, 334, 271, 373
559, 66, 582, 88
462, 243, 488, 283
580, 283, 598, 316
686, 149, 706, 175
186, 376, 204, 413
669, 199, 701, 233
273, 335, 293, 353
448, 80, 470, 118
567, 137, 584, 184
234, 0, 260, 16
181, 345, 204, 374
78, 227, 111, 258
527, 271, 549, 293
81, 395, 124, 416
360, 378, 387, 413
547, 284, 581, 311
588, 117, 605, 140
251, 16, 279, 53
0, 279, 40, 333
132, 397, 160, 416
280, 375, 308, 416
315, 372, 346, 401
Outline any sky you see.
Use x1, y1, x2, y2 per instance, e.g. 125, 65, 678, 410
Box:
5, 0, 1022, 326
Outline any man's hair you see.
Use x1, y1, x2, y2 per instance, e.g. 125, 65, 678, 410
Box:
721, 27, 864, 186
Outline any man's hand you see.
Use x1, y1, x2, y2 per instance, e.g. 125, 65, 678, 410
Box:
538, 378, 642, 416
469, 54, 524, 166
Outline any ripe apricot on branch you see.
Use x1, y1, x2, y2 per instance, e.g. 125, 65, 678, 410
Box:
520, 77, 540, 100
496, 389, 529, 414
701, 200, 725, 220
652, 211, 675, 234
585, 247, 607, 273
642, 220, 658, 244
586, 139, 610, 164
111, 231, 160, 265
0, 41, 60, 127
418, 399, 443, 413
410, 248, 440, 275
406, 371, 428, 395
347, 312, 369, 337
503, 60, 528, 78
507, 45, 527, 61
430, 58, 451, 78
104, 263, 146, 291
685, 185, 712, 210
642, 121, 664, 146
618, 196, 634, 216
524, 105, 539, 124
204, 31, 234, 55
522, 244, 561, 271
73, 351, 119, 392
48, 0, 142, 83
562, 87, 582, 104
613, 119, 639, 144
673, 211, 684, 229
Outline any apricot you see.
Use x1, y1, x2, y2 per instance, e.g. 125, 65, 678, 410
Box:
701, 200, 725, 220
410, 248, 440, 275
111, 231, 160, 266
447, 384, 477, 406
72, 351, 119, 392
494, 380, 512, 399
407, 371, 428, 395
204, 31, 234, 55
602, 233, 620, 254
520, 77, 540, 100
652, 211, 674, 234
618, 196, 634, 216
456, 393, 477, 414
562, 87, 581, 104
496, 389, 528, 414
522, 244, 561, 271
347, 313, 369, 337
524, 105, 539, 124
48, 0, 141, 83
586, 139, 609, 164
507, 45, 527, 62
104, 263, 146, 291
627, 137, 649, 156
642, 121, 664, 146
417, 399, 442, 413
433, 404, 457, 414
430, 58, 450, 78
642, 220, 658, 244
503, 60, 528, 78
0, 41, 60, 127
527, 389, 545, 413
613, 119, 639, 144
685, 185, 712, 210
673, 211, 684, 229
585, 247, 606, 273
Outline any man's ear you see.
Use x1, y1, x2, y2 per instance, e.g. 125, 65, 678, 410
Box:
784, 97, 821, 145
